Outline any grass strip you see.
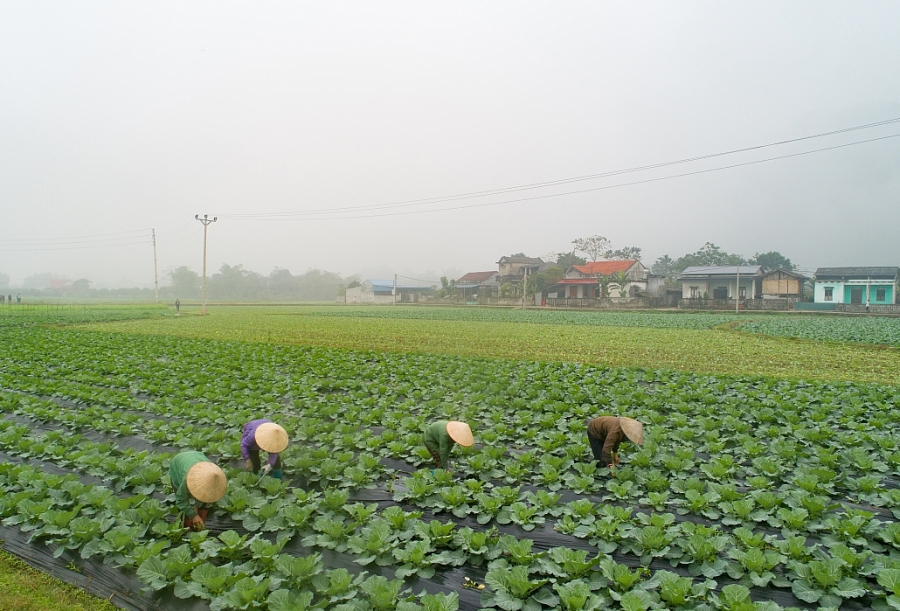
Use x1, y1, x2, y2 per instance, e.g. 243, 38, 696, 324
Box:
0, 548, 118, 611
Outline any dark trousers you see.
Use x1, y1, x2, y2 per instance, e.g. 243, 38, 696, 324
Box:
249, 450, 282, 472
587, 430, 607, 465
183, 507, 209, 529
425, 443, 443, 469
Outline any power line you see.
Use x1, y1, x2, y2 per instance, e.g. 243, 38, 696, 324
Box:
0, 239, 153, 252
226, 132, 900, 221
220, 117, 900, 220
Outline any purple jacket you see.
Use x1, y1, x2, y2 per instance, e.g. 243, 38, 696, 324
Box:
241, 419, 279, 466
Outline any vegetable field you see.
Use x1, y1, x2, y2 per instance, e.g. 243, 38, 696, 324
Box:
2, 308, 900, 611
737, 317, 900, 348
87, 307, 900, 384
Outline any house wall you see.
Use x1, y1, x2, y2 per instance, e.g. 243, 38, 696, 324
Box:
814, 282, 842, 303
762, 275, 802, 296
815, 280, 896, 304
499, 261, 539, 277
681, 278, 757, 299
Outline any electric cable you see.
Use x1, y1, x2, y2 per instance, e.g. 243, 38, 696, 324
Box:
220, 117, 900, 220
226, 132, 900, 221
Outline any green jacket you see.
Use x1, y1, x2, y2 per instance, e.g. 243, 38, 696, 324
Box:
424, 421, 454, 468
169, 451, 210, 518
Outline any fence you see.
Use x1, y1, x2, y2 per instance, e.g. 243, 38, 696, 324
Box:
836, 303, 900, 314
679, 298, 793, 311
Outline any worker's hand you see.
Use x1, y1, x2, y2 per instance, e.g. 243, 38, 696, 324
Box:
244, 459, 253, 472
608, 464, 617, 478
261, 464, 273, 476
191, 515, 205, 531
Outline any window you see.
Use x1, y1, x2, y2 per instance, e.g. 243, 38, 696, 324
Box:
690, 286, 699, 298
824, 287, 833, 301
739, 287, 746, 298
877, 288, 886, 302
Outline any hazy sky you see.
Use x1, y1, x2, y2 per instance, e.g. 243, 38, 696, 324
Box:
2, 2, 899, 288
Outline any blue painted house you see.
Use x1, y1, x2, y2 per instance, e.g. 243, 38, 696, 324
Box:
813, 267, 899, 305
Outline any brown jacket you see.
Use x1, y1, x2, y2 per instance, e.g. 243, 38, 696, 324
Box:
588, 416, 625, 466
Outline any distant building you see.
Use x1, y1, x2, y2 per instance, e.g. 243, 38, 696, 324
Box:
760, 269, 807, 300
813, 267, 898, 305
678, 266, 763, 299
345, 279, 433, 304
558, 260, 648, 299
455, 271, 499, 302
496, 256, 543, 283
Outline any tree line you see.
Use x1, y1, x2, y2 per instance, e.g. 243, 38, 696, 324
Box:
167, 264, 355, 302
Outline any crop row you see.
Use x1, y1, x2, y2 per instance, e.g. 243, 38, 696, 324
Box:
3, 325, 900, 609
3, 412, 899, 611
737, 316, 900, 347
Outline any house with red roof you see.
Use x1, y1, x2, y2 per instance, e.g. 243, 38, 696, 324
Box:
556, 259, 649, 300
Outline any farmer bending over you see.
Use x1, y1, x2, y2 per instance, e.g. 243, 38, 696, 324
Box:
242, 419, 289, 480
424, 420, 473, 471
169, 451, 227, 530
586, 416, 644, 477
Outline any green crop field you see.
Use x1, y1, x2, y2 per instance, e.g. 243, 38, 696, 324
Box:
737, 316, 900, 347
2, 304, 900, 611
87, 306, 900, 384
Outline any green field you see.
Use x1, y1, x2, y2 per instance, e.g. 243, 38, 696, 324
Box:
2, 304, 900, 611
86, 306, 900, 384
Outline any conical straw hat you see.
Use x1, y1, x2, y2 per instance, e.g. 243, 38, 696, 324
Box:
186, 461, 228, 503
619, 417, 644, 445
446, 421, 474, 447
255, 422, 289, 453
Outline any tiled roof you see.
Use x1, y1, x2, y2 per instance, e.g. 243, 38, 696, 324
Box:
814, 267, 899, 280
367, 280, 432, 291
572, 260, 637, 275
680, 265, 762, 277
457, 271, 496, 283
497, 256, 543, 264
761, 269, 807, 280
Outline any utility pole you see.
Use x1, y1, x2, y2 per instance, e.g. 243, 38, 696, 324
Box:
393, 274, 397, 305
522, 267, 528, 310
195, 214, 217, 315
735, 264, 740, 314
152, 228, 159, 304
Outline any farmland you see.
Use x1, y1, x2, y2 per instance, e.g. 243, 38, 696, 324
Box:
86, 307, 900, 384
2, 305, 900, 610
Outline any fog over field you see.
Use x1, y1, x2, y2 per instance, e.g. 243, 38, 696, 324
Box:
1, 2, 899, 288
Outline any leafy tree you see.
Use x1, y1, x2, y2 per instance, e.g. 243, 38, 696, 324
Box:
293, 269, 345, 301
267, 268, 296, 300
437, 277, 457, 298
209, 264, 265, 301
541, 266, 565, 288
168, 266, 201, 298
750, 251, 795, 271
597, 275, 612, 298
609, 246, 642, 260
554, 252, 587, 269
524, 274, 546, 297
72, 279, 91, 295
681, 242, 746, 267
651, 255, 680, 281
613, 270, 630, 297
572, 235, 611, 262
